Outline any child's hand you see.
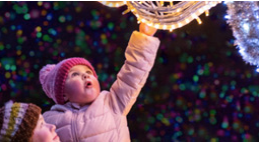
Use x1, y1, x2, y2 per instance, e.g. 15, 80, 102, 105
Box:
139, 23, 157, 36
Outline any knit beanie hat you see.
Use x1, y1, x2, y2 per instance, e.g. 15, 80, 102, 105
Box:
0, 101, 41, 142
39, 57, 97, 105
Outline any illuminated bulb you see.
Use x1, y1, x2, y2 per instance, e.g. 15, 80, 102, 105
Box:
185, 19, 190, 23
147, 23, 152, 26
160, 1, 164, 6
137, 18, 141, 24
196, 17, 202, 24
242, 23, 250, 32
122, 8, 131, 15
205, 10, 209, 16
170, 28, 173, 32
154, 24, 159, 29
170, 1, 173, 6
178, 23, 182, 27
171, 25, 175, 29
239, 47, 245, 56
141, 19, 146, 23
256, 68, 259, 73
224, 15, 230, 19
163, 25, 167, 30
136, 14, 139, 18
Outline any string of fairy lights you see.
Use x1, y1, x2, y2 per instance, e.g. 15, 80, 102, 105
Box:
99, 1, 221, 31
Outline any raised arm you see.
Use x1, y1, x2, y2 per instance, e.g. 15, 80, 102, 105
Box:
107, 23, 160, 115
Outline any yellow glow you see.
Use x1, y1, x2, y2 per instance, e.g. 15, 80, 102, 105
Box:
205, 10, 209, 16
37, 1, 43, 6
147, 22, 153, 26
17, 30, 23, 36
122, 8, 131, 15
99, 1, 125, 8
160, 1, 164, 6
196, 17, 202, 24
36, 26, 41, 32
104, 1, 222, 31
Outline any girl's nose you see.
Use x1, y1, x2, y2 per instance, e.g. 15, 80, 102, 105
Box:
82, 73, 89, 79
49, 123, 56, 131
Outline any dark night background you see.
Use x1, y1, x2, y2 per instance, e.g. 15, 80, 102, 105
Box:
1, 1, 259, 142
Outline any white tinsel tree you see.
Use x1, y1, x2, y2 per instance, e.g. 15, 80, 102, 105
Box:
227, 1, 259, 67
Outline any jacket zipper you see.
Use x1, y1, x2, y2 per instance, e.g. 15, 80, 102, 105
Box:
72, 111, 79, 142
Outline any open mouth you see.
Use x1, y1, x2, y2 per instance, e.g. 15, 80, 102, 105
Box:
85, 81, 92, 88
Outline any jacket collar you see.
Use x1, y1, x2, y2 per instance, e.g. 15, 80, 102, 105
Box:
65, 102, 89, 111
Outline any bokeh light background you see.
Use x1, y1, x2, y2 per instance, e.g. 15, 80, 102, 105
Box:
1, 1, 259, 142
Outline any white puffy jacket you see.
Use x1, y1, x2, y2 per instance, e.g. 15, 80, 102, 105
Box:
43, 31, 160, 142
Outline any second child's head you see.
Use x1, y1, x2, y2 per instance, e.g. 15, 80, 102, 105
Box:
39, 57, 100, 106
0, 101, 60, 142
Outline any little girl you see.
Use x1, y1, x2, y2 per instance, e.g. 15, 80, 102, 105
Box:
0, 101, 60, 142
40, 23, 160, 141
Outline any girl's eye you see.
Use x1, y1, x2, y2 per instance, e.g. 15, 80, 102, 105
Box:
86, 71, 92, 74
72, 72, 79, 77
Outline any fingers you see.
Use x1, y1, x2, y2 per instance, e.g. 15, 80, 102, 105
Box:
139, 23, 157, 36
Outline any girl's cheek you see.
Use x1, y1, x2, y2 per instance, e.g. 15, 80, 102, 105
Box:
73, 80, 83, 86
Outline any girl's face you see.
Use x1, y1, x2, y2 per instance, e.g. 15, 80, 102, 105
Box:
64, 65, 100, 106
32, 115, 60, 142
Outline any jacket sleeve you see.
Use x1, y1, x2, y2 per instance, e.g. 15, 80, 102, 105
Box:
108, 31, 160, 116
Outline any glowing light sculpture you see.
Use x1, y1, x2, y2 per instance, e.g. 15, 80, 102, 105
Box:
126, 1, 221, 30
226, 1, 259, 67
99, 1, 221, 31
